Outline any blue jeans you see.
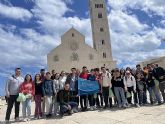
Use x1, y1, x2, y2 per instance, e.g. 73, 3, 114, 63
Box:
60, 102, 78, 114
114, 87, 126, 106
22, 98, 31, 118
148, 86, 161, 103
138, 91, 144, 104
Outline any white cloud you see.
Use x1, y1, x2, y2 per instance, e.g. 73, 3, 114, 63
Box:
154, 27, 165, 40
0, 25, 58, 71
32, 0, 92, 46
0, 2, 33, 21
108, 0, 165, 17
107, 9, 164, 65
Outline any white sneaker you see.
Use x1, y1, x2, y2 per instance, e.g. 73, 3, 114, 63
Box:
136, 104, 140, 108
93, 106, 97, 110
89, 107, 94, 111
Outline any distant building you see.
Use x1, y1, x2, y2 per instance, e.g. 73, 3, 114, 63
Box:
140, 56, 165, 68
47, 0, 116, 72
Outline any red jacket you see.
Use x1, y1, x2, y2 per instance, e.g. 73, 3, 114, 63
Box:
79, 72, 88, 79
20, 81, 35, 96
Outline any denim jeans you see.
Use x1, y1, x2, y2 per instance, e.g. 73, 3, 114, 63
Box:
114, 87, 126, 106
138, 91, 144, 104
159, 81, 165, 102
148, 86, 162, 103
60, 102, 78, 114
52, 96, 59, 115
22, 98, 31, 118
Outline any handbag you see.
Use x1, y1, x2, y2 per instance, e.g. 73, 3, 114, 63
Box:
109, 88, 114, 98
126, 92, 132, 98
17, 93, 26, 102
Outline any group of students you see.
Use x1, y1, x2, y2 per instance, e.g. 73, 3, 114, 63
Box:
4, 64, 165, 124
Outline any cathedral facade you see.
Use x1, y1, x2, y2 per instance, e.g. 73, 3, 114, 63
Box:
47, 0, 116, 72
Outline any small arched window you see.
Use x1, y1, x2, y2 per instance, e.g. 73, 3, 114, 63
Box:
103, 53, 106, 58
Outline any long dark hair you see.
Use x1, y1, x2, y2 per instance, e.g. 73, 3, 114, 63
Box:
34, 74, 41, 83
24, 74, 33, 82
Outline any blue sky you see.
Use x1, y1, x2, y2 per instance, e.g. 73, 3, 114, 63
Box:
0, 0, 165, 96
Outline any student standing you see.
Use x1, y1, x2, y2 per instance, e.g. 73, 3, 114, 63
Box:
94, 68, 103, 108
87, 69, 96, 111
101, 67, 112, 109
79, 66, 89, 111
146, 66, 162, 105
42, 72, 54, 118
40, 69, 46, 114
34, 74, 43, 119
124, 71, 139, 107
112, 69, 127, 108
52, 73, 60, 116
136, 73, 146, 106
5, 68, 24, 123
59, 71, 67, 90
20, 74, 35, 121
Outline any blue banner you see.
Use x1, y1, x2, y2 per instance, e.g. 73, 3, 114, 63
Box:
78, 78, 99, 96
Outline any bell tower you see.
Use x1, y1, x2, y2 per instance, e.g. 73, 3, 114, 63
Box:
89, 0, 116, 68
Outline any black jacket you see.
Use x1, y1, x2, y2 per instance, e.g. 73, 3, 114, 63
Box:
58, 89, 72, 105
146, 71, 156, 87
153, 67, 165, 82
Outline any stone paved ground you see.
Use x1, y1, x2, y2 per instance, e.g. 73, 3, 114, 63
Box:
0, 100, 165, 124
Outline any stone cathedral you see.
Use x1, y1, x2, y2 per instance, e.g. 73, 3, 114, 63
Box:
47, 0, 116, 72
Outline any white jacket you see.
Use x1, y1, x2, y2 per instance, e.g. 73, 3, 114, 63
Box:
124, 75, 136, 91
102, 71, 112, 87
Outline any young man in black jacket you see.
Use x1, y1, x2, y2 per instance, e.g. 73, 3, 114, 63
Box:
58, 83, 78, 117
146, 66, 162, 105
152, 64, 165, 102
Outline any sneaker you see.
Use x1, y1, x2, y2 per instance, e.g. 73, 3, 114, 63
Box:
122, 105, 127, 108
103, 106, 107, 109
68, 110, 73, 115
158, 102, 163, 105
34, 116, 38, 120
89, 107, 94, 111
5, 120, 9, 124
46, 114, 52, 118
73, 108, 79, 113
81, 107, 87, 112
59, 112, 64, 118
118, 105, 122, 108
93, 106, 97, 110
135, 104, 140, 108
15, 117, 20, 122
127, 104, 131, 107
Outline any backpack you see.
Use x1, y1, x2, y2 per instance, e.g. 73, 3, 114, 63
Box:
125, 76, 133, 81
